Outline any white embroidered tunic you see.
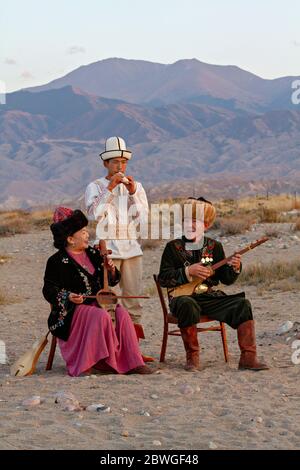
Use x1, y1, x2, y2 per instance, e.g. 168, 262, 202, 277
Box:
85, 177, 149, 259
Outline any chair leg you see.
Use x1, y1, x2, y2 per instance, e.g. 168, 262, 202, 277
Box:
46, 335, 57, 371
160, 323, 169, 362
220, 322, 229, 362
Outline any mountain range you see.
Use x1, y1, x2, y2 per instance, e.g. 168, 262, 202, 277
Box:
1, 58, 299, 208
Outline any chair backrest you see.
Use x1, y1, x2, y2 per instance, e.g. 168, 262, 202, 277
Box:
153, 274, 170, 323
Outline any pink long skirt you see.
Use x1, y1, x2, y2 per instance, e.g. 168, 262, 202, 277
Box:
58, 303, 145, 376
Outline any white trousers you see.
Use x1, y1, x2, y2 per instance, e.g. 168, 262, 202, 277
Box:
112, 256, 143, 324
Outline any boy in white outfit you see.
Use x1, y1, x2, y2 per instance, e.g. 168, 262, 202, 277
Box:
85, 137, 153, 359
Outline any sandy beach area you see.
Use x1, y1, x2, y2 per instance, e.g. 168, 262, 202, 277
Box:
0, 225, 299, 450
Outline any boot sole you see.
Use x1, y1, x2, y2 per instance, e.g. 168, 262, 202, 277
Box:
238, 365, 269, 371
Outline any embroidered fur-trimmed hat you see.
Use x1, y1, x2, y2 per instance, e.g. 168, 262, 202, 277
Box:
182, 197, 216, 228
50, 207, 88, 249
100, 136, 132, 161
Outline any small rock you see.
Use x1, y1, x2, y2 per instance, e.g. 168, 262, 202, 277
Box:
121, 407, 128, 412
54, 391, 83, 411
209, 441, 218, 449
140, 410, 151, 416
179, 384, 194, 395
153, 440, 162, 446
278, 321, 294, 335
150, 394, 158, 400
121, 431, 129, 437
22, 396, 41, 407
86, 404, 111, 413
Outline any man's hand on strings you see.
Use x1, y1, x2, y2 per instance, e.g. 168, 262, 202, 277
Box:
188, 263, 213, 281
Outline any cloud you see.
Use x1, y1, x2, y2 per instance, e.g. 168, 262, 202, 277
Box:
4, 58, 17, 65
20, 70, 34, 80
66, 45, 86, 55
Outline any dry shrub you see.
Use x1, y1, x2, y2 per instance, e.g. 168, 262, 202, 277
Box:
0, 210, 31, 237
0, 219, 30, 236
238, 260, 300, 291
0, 208, 54, 237
218, 216, 253, 236
258, 207, 279, 223
31, 210, 53, 228
293, 218, 300, 232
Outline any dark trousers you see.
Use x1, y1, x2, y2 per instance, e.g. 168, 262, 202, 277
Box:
170, 291, 253, 329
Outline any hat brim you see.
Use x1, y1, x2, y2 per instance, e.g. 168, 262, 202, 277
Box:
100, 150, 132, 161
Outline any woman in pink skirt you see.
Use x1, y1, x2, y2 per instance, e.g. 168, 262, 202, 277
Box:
42, 207, 152, 377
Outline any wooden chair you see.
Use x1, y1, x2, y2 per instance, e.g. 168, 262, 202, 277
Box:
46, 334, 57, 371
153, 274, 229, 363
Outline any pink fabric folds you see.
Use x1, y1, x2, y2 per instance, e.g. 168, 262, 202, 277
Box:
58, 303, 145, 376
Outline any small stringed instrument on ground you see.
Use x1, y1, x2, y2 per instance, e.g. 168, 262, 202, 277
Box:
169, 237, 269, 298
10, 332, 50, 377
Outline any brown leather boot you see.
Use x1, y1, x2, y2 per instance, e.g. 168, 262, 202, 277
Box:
133, 323, 155, 363
237, 320, 269, 371
180, 325, 200, 371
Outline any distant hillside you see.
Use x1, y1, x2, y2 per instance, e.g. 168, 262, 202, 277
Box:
25, 58, 300, 112
1, 58, 300, 209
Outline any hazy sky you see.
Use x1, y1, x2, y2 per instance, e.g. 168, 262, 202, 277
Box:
1, 0, 300, 92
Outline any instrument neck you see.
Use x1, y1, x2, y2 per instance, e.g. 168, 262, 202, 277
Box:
98, 240, 109, 291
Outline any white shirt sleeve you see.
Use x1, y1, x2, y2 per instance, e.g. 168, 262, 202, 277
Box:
85, 181, 115, 221
128, 182, 149, 221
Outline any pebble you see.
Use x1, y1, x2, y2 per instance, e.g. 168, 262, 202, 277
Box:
277, 321, 294, 335
209, 441, 218, 449
86, 404, 111, 413
153, 440, 162, 446
140, 410, 151, 416
179, 384, 194, 395
22, 396, 41, 407
150, 394, 158, 400
121, 431, 129, 437
121, 407, 128, 412
54, 391, 83, 411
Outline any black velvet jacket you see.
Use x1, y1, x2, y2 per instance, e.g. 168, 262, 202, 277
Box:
158, 236, 241, 289
43, 246, 120, 340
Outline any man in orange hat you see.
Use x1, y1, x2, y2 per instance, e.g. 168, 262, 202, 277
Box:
158, 197, 269, 372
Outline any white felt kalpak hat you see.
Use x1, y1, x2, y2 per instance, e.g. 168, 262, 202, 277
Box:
100, 136, 132, 161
